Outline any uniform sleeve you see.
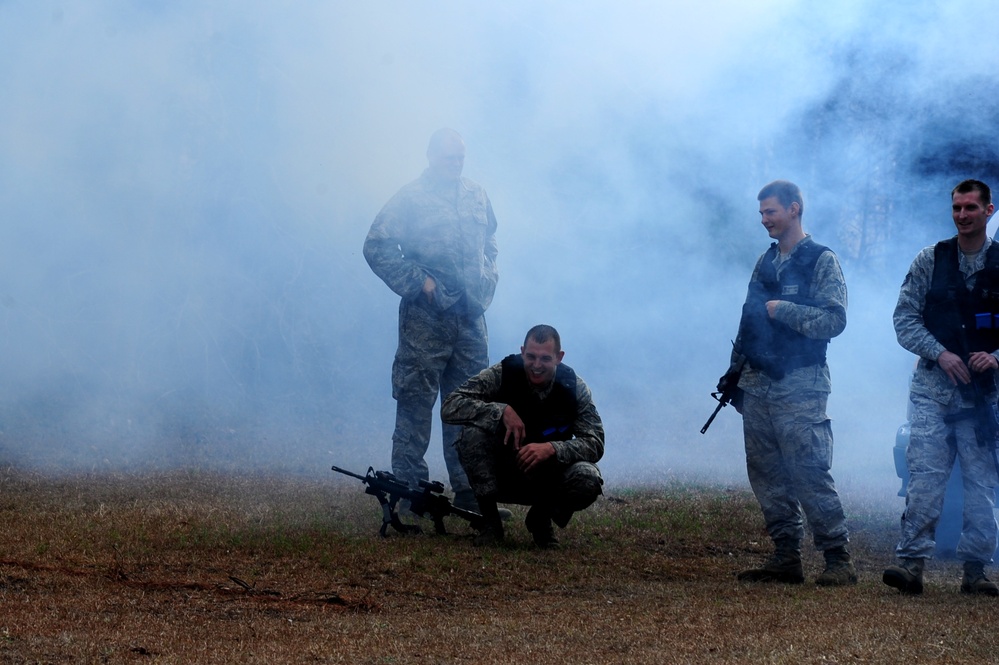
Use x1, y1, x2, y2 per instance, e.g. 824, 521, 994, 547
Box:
550, 376, 604, 465
482, 198, 499, 299
893, 247, 947, 361
440, 364, 507, 429
362, 192, 429, 301
771, 250, 847, 340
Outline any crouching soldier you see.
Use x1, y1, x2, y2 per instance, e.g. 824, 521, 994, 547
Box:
441, 324, 604, 548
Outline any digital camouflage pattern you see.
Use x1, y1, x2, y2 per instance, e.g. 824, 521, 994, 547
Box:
894, 237, 999, 562
741, 388, 849, 551
441, 361, 604, 511
732, 235, 851, 553
364, 169, 499, 495
364, 169, 498, 318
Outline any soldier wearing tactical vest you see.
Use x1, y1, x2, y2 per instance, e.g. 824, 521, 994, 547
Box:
884, 179, 999, 597
721, 180, 856, 586
441, 324, 604, 548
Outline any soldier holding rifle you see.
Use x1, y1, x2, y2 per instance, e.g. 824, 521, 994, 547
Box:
721, 180, 856, 587
884, 179, 999, 597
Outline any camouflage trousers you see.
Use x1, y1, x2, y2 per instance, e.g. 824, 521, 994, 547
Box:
390, 297, 488, 494
742, 389, 849, 551
455, 426, 603, 520
897, 391, 999, 563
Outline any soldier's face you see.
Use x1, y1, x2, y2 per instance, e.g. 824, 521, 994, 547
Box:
427, 137, 465, 181
758, 196, 799, 243
952, 190, 994, 240
521, 338, 564, 387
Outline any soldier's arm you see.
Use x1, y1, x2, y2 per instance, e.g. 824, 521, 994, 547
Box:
362, 197, 430, 301
770, 251, 847, 339
893, 247, 947, 361
441, 364, 507, 429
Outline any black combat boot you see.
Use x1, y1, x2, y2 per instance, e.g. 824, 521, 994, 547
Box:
525, 505, 559, 550
961, 560, 999, 596
882, 557, 924, 595
815, 545, 858, 586
737, 540, 804, 584
472, 498, 504, 546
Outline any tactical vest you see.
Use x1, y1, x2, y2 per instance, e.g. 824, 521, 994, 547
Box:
922, 238, 999, 356
738, 240, 832, 380
497, 354, 578, 443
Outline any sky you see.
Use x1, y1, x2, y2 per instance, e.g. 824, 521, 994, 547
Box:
1, 1, 997, 501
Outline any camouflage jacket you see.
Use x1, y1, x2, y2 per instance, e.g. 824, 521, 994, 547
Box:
895, 236, 999, 405
441, 362, 604, 465
363, 169, 499, 318
732, 236, 848, 397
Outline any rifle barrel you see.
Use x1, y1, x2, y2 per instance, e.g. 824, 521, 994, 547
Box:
331, 465, 367, 482
700, 400, 725, 434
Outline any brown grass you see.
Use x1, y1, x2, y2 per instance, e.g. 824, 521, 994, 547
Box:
0, 468, 996, 664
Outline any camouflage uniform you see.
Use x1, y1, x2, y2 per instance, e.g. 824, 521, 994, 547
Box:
893, 238, 999, 563
363, 169, 498, 497
733, 236, 850, 552
440, 361, 604, 518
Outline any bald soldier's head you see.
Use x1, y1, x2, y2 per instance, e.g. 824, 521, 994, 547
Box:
427, 128, 466, 182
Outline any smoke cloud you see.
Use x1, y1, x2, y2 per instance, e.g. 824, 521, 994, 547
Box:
1, 1, 996, 499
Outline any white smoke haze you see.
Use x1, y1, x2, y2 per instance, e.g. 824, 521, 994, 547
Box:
0, 2, 995, 506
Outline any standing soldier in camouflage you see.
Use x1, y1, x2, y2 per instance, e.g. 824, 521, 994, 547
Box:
441, 325, 604, 548
721, 180, 856, 586
363, 128, 498, 512
884, 179, 999, 597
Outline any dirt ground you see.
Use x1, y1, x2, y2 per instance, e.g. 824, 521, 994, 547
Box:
1, 470, 997, 664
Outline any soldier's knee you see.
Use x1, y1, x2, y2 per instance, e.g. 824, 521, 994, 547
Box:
562, 462, 603, 511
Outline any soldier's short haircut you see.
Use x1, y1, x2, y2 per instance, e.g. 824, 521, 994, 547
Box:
952, 179, 992, 206
524, 324, 561, 354
757, 180, 804, 217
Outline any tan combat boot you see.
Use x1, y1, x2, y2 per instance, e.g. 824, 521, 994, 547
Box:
815, 545, 858, 586
961, 561, 999, 597
883, 557, 924, 595
737, 540, 804, 584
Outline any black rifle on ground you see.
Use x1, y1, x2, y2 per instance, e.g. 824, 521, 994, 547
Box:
701, 355, 747, 435
331, 465, 485, 537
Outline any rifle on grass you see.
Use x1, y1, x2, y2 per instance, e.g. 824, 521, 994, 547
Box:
331, 465, 485, 537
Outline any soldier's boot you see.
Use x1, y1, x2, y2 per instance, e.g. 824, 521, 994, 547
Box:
960, 560, 999, 597
815, 545, 858, 586
737, 540, 804, 584
525, 505, 560, 550
472, 498, 504, 547
882, 557, 924, 595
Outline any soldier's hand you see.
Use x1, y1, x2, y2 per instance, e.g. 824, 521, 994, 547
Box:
765, 300, 782, 318
422, 276, 436, 303
502, 406, 526, 449
516, 442, 555, 474
968, 351, 999, 374
717, 370, 740, 394
938, 350, 971, 385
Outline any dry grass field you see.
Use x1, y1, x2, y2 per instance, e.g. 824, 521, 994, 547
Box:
1, 468, 998, 664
